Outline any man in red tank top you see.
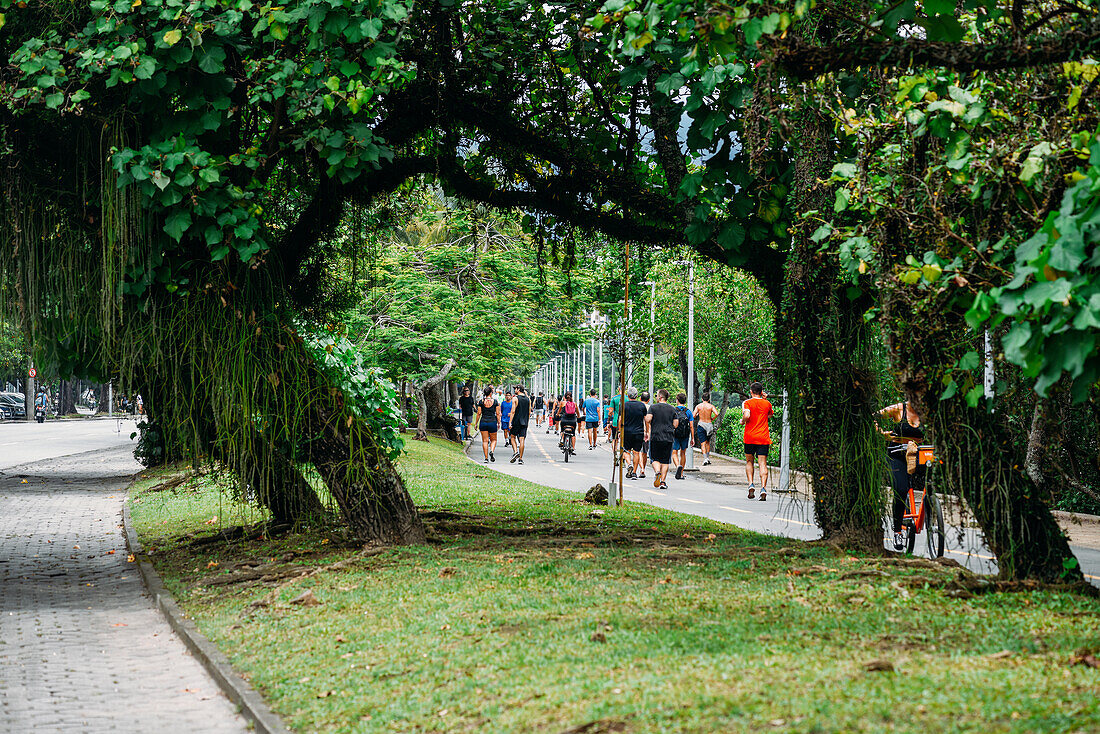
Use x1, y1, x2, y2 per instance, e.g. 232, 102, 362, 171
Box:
741, 382, 774, 500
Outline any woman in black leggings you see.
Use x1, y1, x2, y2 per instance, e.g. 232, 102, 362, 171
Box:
475, 386, 501, 463
879, 401, 926, 550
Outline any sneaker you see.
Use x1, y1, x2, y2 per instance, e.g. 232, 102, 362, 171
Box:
675, 466, 684, 480
639, 472, 646, 479
509, 453, 518, 464
659, 482, 668, 490
654, 474, 661, 488
518, 459, 523, 464
759, 491, 767, 501
490, 452, 495, 462
484, 459, 489, 464
703, 459, 712, 466
893, 532, 905, 551
748, 484, 756, 499
626, 469, 636, 479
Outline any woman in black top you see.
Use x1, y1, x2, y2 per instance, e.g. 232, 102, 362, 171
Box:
458, 387, 474, 439
879, 401, 926, 550
475, 386, 501, 463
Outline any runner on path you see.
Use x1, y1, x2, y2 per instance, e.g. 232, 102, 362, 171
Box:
694, 392, 718, 466
533, 391, 546, 427
645, 389, 678, 490
583, 389, 601, 449
475, 386, 501, 463
501, 390, 514, 449
608, 390, 622, 460
671, 392, 694, 480
622, 387, 647, 480
509, 385, 531, 464
742, 382, 774, 500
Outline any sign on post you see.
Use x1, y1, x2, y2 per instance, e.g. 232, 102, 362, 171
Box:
28, 368, 36, 378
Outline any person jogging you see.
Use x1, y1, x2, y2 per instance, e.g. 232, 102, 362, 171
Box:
474, 386, 501, 463
583, 389, 601, 449
638, 390, 651, 478
509, 385, 531, 464
533, 391, 546, 427
671, 392, 693, 480
645, 389, 678, 490
741, 382, 773, 500
694, 392, 718, 466
500, 390, 514, 449
622, 388, 647, 479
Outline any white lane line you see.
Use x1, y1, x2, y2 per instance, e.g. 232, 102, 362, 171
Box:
640, 489, 665, 496
720, 505, 753, 514
676, 497, 704, 504
946, 548, 996, 562
783, 518, 814, 526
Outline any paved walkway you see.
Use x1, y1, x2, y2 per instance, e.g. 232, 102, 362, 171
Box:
468, 426, 1100, 583
0, 444, 248, 733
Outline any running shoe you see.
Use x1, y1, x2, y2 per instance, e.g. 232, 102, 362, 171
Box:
659, 482, 668, 490
893, 532, 905, 551
748, 484, 755, 499
626, 469, 636, 479
654, 474, 661, 488
518, 459, 523, 464
484, 459, 489, 464
703, 459, 711, 466
675, 466, 684, 480
490, 452, 495, 462
509, 453, 518, 464
638, 472, 646, 479
759, 491, 767, 501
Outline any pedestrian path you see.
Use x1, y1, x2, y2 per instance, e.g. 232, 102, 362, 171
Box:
468, 427, 1100, 583
0, 446, 248, 733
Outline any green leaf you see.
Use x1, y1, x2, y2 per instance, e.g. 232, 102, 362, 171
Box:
956, 350, 980, 371
164, 210, 192, 241
162, 29, 183, 46
655, 72, 684, 96
810, 224, 832, 242
832, 162, 857, 179
1019, 141, 1053, 182
833, 188, 850, 212
44, 92, 64, 109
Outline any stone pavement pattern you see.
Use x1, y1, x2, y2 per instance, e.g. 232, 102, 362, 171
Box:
0, 446, 248, 733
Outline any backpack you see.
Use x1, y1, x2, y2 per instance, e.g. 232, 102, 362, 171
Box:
674, 406, 692, 439
565, 401, 577, 415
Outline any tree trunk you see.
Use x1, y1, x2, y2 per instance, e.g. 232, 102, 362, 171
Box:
414, 358, 457, 441
235, 430, 327, 525
57, 380, 75, 415
1025, 399, 1046, 488
96, 383, 110, 413
778, 104, 884, 551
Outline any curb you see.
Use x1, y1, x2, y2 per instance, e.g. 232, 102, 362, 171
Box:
121, 500, 293, 734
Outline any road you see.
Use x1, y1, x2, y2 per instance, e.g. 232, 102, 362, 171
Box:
0, 417, 138, 470
470, 425, 1100, 584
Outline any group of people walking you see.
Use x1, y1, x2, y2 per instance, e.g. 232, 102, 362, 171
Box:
457, 380, 776, 498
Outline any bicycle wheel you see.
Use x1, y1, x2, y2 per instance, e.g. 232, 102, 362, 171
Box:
563, 445, 569, 463
924, 491, 946, 559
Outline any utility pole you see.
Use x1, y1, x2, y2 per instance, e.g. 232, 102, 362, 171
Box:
642, 280, 656, 398
672, 260, 696, 470
610, 241, 631, 508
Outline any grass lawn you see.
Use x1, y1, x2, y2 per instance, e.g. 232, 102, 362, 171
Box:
128, 438, 1100, 733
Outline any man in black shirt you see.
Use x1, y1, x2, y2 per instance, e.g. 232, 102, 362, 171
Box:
622, 387, 648, 479
645, 389, 678, 490
509, 385, 531, 464
533, 391, 546, 427
458, 387, 474, 440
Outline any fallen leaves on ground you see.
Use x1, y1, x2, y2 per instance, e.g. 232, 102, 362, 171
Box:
289, 589, 321, 606
864, 660, 895, 672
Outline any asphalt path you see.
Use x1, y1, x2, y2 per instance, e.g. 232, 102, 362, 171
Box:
0, 417, 138, 471
469, 423, 1100, 584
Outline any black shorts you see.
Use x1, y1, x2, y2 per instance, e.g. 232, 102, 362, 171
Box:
623, 431, 643, 452
586, 420, 599, 429
462, 413, 473, 424
744, 443, 770, 457
650, 440, 673, 465
480, 422, 498, 434
510, 423, 528, 438
610, 425, 618, 439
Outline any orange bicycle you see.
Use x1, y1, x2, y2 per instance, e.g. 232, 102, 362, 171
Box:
887, 441, 946, 558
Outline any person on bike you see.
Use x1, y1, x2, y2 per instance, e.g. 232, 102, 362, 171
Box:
558, 391, 579, 454
34, 388, 50, 422
879, 400, 926, 551
474, 386, 501, 463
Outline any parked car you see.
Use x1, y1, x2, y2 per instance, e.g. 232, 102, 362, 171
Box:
0, 392, 27, 419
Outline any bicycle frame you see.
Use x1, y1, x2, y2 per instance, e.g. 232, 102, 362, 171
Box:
901, 445, 936, 532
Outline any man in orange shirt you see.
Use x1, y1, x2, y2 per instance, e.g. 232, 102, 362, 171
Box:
741, 382, 773, 501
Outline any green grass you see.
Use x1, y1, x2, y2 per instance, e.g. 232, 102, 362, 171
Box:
129, 438, 1100, 733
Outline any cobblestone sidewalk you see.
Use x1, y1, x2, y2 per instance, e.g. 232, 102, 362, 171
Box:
0, 447, 248, 733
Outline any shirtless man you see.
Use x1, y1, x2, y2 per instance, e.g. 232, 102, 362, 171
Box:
693, 392, 718, 466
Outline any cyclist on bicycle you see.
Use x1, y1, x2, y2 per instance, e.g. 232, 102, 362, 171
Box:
878, 401, 926, 551
558, 391, 579, 454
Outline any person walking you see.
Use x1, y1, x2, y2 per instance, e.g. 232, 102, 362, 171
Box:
583, 389, 601, 449
741, 382, 774, 500
622, 388, 647, 479
608, 390, 623, 462
509, 385, 531, 464
546, 394, 557, 434
602, 397, 612, 442
474, 386, 501, 463
458, 387, 474, 441
501, 390, 514, 449
533, 391, 545, 428
694, 392, 718, 466
638, 390, 651, 478
645, 389, 678, 490
671, 392, 694, 480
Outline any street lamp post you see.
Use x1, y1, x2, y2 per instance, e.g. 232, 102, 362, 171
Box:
641, 280, 656, 399
673, 260, 695, 470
